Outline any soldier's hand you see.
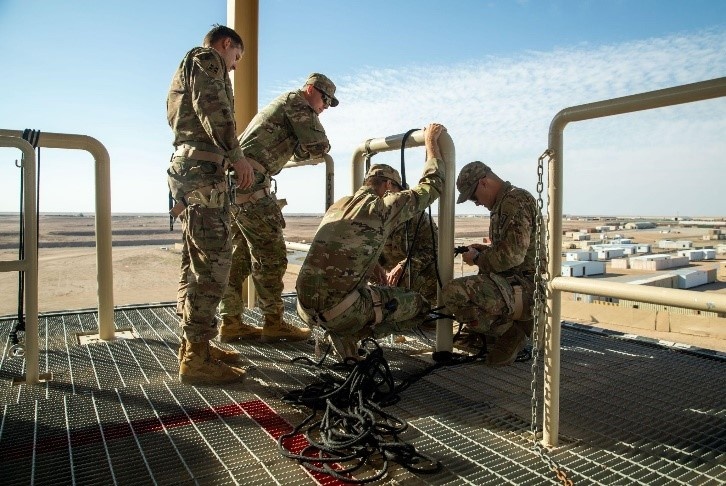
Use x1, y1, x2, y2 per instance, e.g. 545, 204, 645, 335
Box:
232, 158, 254, 189
424, 122, 444, 142
470, 242, 488, 251
371, 264, 387, 285
424, 122, 445, 160
462, 248, 480, 266
386, 263, 405, 286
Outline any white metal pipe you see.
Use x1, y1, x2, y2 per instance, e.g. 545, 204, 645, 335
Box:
0, 129, 115, 341
0, 136, 39, 383
551, 276, 726, 312
285, 242, 311, 252
543, 76, 726, 447
282, 153, 335, 209
350, 130, 456, 351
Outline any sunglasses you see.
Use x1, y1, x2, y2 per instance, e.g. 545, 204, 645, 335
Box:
314, 86, 332, 107
469, 176, 486, 202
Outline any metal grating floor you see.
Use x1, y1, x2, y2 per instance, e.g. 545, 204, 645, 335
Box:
0, 296, 724, 485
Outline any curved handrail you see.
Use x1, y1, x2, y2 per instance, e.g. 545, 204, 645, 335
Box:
350, 129, 456, 352
0, 129, 115, 340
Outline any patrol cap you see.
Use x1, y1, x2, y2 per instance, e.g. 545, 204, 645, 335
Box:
456, 161, 491, 204
365, 164, 402, 188
305, 73, 339, 107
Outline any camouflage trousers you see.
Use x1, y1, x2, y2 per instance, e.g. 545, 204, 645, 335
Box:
218, 196, 287, 318
176, 203, 232, 342
298, 285, 431, 340
168, 156, 232, 342
442, 273, 533, 337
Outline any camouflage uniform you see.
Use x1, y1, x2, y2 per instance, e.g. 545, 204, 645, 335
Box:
296, 157, 444, 340
379, 211, 439, 303
219, 77, 331, 321
442, 173, 537, 337
167, 46, 243, 342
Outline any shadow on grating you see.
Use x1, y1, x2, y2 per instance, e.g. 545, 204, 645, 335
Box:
0, 297, 722, 485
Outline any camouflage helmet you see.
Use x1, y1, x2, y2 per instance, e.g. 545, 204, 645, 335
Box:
305, 73, 339, 107
365, 163, 402, 188
456, 161, 491, 204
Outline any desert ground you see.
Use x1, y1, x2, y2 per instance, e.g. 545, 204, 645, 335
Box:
0, 213, 724, 350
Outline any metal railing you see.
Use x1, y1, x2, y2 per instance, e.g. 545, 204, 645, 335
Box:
350, 129, 456, 352
543, 76, 726, 446
0, 136, 40, 383
0, 130, 116, 343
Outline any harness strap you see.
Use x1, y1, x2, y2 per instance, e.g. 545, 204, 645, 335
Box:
235, 187, 270, 204
368, 287, 384, 325
174, 144, 225, 164
297, 285, 385, 326
169, 181, 228, 219
512, 285, 524, 320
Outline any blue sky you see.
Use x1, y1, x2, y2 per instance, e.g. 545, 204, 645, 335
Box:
0, 0, 724, 217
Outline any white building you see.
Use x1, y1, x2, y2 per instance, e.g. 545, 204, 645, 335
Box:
561, 261, 606, 277
629, 254, 689, 271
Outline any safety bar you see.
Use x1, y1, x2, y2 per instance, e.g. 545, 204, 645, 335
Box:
350, 129, 456, 352
0, 129, 116, 341
544, 76, 726, 447
0, 136, 40, 383
246, 154, 335, 309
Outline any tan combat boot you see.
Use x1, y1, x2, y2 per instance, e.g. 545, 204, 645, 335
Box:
328, 333, 360, 361
260, 314, 311, 343
218, 315, 262, 343
179, 340, 246, 385
485, 320, 527, 366
178, 337, 242, 365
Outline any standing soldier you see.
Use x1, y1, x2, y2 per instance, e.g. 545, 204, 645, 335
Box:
442, 161, 537, 366
218, 73, 338, 343
167, 25, 254, 385
296, 123, 447, 360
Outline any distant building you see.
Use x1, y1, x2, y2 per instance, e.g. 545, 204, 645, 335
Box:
629, 254, 689, 271
561, 261, 605, 277
624, 221, 656, 229
658, 240, 693, 250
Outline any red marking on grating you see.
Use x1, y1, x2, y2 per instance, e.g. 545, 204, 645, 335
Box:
237, 399, 350, 485
2, 399, 351, 484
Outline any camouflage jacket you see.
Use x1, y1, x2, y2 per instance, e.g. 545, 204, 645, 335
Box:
379, 210, 438, 274
167, 47, 243, 161
475, 182, 538, 277
238, 90, 330, 176
296, 158, 444, 312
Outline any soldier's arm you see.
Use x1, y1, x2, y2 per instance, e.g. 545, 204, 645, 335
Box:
189, 51, 244, 161
288, 98, 330, 161
382, 123, 446, 229
476, 193, 534, 273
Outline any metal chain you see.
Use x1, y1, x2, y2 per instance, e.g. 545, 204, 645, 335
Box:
530, 149, 574, 486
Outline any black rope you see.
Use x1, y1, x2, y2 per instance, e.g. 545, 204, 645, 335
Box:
282, 319, 530, 480
395, 128, 422, 292
399, 128, 418, 191
168, 191, 175, 231
281, 339, 441, 482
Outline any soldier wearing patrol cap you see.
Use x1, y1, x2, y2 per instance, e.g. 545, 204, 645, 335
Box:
368, 165, 439, 305
441, 161, 538, 366
215, 72, 337, 343
296, 123, 447, 361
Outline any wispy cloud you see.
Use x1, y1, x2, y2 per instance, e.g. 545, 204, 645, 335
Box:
275, 28, 725, 216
